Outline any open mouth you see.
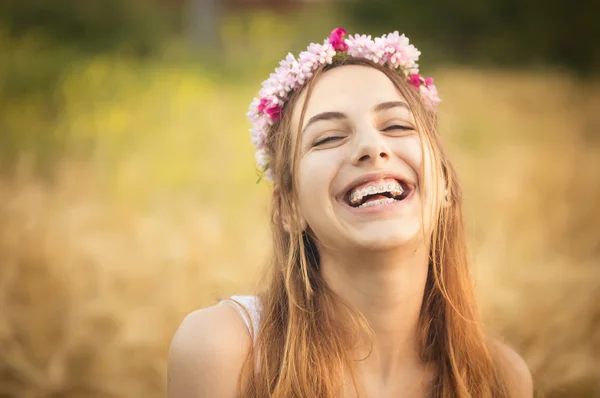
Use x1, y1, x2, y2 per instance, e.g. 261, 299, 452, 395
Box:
343, 178, 412, 209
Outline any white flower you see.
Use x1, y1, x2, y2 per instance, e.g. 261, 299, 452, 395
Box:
254, 148, 269, 170
264, 167, 274, 182
420, 84, 442, 109
250, 127, 266, 149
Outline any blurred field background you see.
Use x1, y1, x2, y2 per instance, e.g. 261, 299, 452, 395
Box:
0, 0, 599, 397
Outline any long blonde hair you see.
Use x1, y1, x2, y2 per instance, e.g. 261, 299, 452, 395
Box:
238, 57, 510, 397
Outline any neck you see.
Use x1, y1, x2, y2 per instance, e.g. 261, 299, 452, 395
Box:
319, 240, 430, 384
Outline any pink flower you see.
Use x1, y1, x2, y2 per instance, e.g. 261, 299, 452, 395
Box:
408, 74, 422, 88
257, 98, 268, 113
330, 27, 346, 41
265, 104, 281, 121
424, 77, 434, 87
329, 27, 349, 52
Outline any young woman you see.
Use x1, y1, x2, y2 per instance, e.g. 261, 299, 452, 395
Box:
167, 28, 533, 397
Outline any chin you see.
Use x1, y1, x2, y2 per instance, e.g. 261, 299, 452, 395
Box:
351, 222, 423, 251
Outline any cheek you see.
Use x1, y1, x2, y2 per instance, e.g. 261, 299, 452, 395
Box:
392, 135, 423, 177
392, 136, 440, 206
296, 152, 338, 219
298, 150, 340, 187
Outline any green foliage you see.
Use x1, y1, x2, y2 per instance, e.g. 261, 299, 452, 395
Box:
0, 0, 178, 55
0, 8, 344, 178
345, 0, 600, 74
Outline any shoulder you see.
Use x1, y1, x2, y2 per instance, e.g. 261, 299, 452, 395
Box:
491, 339, 534, 398
167, 301, 252, 398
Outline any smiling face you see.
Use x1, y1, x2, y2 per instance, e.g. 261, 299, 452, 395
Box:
290, 64, 442, 253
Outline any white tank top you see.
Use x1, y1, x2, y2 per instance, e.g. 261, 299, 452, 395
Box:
223, 295, 262, 340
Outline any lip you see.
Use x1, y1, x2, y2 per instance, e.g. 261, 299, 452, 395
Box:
336, 170, 416, 204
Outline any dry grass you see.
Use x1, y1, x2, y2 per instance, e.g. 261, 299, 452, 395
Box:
0, 63, 598, 397
439, 70, 600, 397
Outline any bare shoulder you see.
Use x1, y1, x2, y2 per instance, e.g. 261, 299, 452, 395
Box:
491, 339, 534, 398
167, 301, 252, 398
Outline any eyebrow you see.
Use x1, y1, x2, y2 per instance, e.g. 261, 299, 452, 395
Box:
302, 111, 347, 135
372, 101, 410, 113
301, 101, 411, 135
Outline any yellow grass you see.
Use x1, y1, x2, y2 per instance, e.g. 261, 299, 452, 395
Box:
0, 57, 598, 397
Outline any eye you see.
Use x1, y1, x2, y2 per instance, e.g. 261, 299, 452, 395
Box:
382, 124, 414, 132
313, 136, 343, 147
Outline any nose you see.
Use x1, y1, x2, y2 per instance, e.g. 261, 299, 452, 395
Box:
350, 126, 391, 167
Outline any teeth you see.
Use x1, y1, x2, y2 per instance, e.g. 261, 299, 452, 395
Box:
348, 180, 404, 205
358, 197, 397, 208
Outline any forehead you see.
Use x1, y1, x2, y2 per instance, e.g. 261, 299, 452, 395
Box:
291, 65, 407, 129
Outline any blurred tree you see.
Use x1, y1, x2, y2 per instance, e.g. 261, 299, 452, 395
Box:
345, 0, 600, 74
0, 0, 178, 55
225, 0, 312, 10
187, 0, 222, 51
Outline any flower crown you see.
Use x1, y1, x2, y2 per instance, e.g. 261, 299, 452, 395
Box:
247, 28, 441, 182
